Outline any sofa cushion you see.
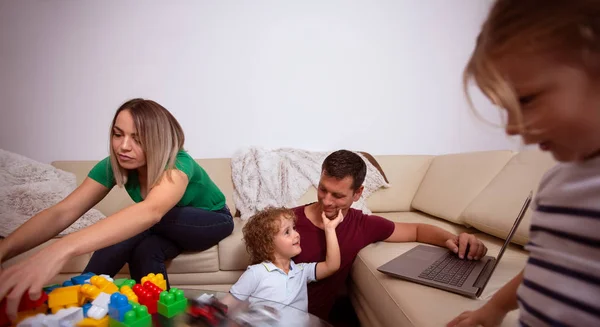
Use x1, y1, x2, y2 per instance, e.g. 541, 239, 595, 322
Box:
350, 214, 526, 327
367, 155, 434, 212
411, 150, 515, 225
218, 217, 251, 270
461, 150, 557, 246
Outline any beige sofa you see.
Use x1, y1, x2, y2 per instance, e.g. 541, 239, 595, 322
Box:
2, 149, 557, 327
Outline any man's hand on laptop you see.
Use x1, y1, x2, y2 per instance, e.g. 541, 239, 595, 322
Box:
445, 233, 487, 260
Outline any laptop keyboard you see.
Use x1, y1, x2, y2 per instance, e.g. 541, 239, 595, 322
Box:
418, 252, 477, 286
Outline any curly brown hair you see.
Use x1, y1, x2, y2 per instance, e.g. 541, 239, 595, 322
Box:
242, 207, 297, 265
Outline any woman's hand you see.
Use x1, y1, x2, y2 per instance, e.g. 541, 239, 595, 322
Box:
0, 244, 70, 321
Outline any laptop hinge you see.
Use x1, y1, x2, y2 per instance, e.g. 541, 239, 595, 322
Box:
474, 258, 495, 291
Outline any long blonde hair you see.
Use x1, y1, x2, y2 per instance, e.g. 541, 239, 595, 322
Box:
109, 98, 185, 190
464, 0, 600, 129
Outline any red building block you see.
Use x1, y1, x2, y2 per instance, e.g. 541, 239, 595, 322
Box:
131, 282, 161, 315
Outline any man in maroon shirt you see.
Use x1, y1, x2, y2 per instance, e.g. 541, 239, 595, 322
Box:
292, 150, 488, 323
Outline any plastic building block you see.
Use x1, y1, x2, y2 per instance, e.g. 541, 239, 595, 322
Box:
82, 303, 92, 318
118, 286, 138, 304
156, 288, 187, 318
14, 305, 48, 325
43, 307, 84, 327
62, 280, 74, 287
48, 285, 82, 313
71, 273, 96, 285
140, 273, 166, 291
108, 294, 132, 322
89, 276, 118, 295
76, 316, 109, 327
44, 284, 62, 294
108, 304, 150, 327
0, 292, 48, 327
80, 284, 102, 302
117, 280, 136, 291
131, 283, 161, 314
87, 293, 111, 319
112, 279, 127, 289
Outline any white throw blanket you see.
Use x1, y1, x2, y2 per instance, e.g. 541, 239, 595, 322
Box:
231, 147, 390, 220
0, 149, 105, 237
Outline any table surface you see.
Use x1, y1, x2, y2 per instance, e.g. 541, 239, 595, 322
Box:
166, 288, 332, 327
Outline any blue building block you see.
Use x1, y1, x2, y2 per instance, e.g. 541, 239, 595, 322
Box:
109, 293, 133, 322
71, 272, 96, 285
82, 302, 93, 317
62, 280, 74, 287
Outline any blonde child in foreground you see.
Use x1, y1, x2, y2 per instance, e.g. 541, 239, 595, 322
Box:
221, 207, 343, 313
448, 0, 600, 326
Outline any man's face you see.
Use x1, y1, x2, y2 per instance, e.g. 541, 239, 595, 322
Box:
317, 172, 363, 219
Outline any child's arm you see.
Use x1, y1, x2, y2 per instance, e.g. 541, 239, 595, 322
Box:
315, 210, 343, 280
446, 270, 523, 327
220, 294, 244, 314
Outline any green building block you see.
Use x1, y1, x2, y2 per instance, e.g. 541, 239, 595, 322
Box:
109, 303, 151, 327
157, 288, 187, 318
116, 279, 136, 290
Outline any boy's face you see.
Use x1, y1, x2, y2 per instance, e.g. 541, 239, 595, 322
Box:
273, 216, 301, 260
494, 53, 600, 162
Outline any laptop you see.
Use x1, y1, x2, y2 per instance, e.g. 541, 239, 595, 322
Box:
377, 191, 532, 298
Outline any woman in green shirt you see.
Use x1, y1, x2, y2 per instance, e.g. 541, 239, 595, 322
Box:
0, 99, 233, 319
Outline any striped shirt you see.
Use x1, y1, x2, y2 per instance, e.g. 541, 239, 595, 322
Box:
517, 156, 600, 326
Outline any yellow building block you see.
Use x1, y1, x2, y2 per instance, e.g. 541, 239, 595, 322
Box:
48, 285, 82, 314
119, 286, 138, 303
141, 273, 166, 290
76, 316, 109, 327
80, 284, 102, 303
89, 276, 118, 295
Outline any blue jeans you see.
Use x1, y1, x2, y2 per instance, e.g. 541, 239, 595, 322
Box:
83, 205, 234, 287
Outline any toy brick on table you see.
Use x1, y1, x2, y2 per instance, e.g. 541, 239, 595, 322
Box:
48, 285, 82, 313
119, 286, 138, 304
77, 316, 109, 327
108, 294, 132, 322
140, 273, 166, 291
131, 283, 161, 315
108, 303, 151, 327
90, 276, 118, 295
157, 288, 187, 318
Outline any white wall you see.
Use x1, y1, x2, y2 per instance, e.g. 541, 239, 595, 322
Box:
0, 0, 519, 163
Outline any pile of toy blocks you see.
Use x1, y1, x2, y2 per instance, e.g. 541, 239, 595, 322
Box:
0, 273, 189, 327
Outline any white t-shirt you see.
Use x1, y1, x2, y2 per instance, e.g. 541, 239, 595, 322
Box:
229, 260, 317, 311
517, 156, 600, 326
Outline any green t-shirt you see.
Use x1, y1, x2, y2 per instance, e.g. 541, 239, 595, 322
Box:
88, 150, 226, 211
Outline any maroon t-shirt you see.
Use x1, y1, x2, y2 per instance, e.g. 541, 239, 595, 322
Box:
292, 204, 395, 320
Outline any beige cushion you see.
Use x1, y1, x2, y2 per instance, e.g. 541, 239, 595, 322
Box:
194, 158, 236, 214
367, 155, 434, 212
218, 218, 251, 270
411, 150, 515, 224
461, 150, 557, 246
350, 213, 526, 327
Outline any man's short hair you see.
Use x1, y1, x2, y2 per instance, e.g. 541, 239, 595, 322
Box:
321, 150, 366, 191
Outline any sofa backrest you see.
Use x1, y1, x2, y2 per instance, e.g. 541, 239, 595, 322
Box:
410, 150, 515, 224
460, 150, 557, 245
296, 155, 434, 212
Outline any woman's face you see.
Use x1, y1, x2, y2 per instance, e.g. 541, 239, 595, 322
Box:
111, 109, 146, 170
494, 54, 600, 162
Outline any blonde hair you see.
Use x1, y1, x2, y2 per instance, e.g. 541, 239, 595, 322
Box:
109, 98, 185, 190
242, 207, 297, 265
464, 0, 600, 130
